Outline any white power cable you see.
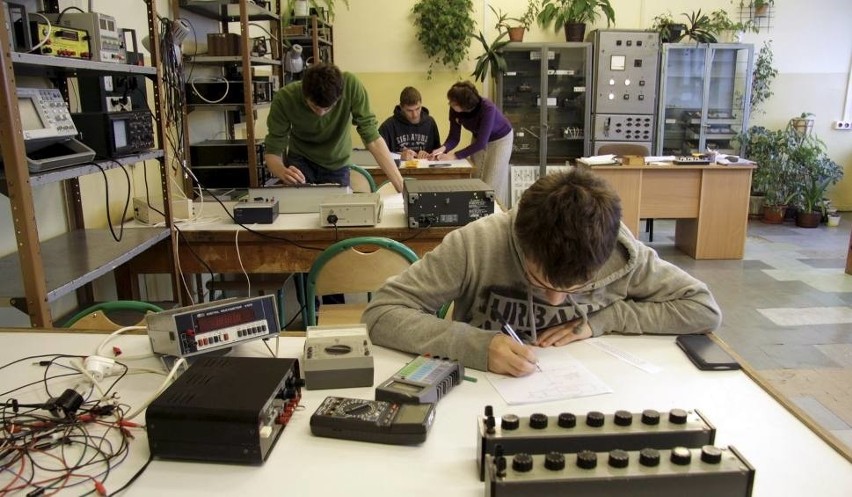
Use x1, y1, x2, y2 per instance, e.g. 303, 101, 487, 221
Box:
189, 78, 230, 104
29, 13, 52, 53
235, 228, 252, 297
95, 325, 153, 361
124, 357, 188, 421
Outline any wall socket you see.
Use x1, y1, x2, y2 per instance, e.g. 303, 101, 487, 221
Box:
832, 120, 852, 130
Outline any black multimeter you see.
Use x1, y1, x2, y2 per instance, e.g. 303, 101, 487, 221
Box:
309, 396, 436, 445
375, 355, 464, 404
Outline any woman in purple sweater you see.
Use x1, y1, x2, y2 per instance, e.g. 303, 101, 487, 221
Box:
432, 81, 513, 206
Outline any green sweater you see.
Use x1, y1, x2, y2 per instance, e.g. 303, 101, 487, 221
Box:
264, 72, 380, 170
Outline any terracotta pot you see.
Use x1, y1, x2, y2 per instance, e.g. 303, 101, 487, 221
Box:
761, 205, 786, 224
507, 27, 525, 42
754, 4, 770, 17
795, 211, 822, 228
564, 22, 586, 42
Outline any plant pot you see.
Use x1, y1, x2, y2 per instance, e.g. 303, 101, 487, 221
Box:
507, 27, 525, 42
795, 211, 822, 228
564, 22, 586, 42
761, 205, 786, 224
827, 214, 842, 227
754, 4, 770, 17
790, 118, 814, 137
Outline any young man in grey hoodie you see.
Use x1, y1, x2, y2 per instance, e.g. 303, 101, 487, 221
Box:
362, 169, 722, 377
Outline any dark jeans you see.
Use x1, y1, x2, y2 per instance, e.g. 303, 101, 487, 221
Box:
286, 154, 350, 186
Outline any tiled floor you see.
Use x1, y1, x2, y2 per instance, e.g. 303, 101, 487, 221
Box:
643, 214, 852, 457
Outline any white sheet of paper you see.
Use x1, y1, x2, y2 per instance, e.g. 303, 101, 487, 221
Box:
487, 348, 612, 405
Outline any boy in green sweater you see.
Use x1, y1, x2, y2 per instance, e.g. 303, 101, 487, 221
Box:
264, 64, 403, 192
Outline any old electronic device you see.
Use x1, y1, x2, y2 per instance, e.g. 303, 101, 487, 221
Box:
146, 295, 280, 358
77, 65, 147, 112
590, 30, 660, 155
11, 88, 95, 172
310, 396, 436, 445
303, 325, 374, 390
320, 192, 383, 227
190, 139, 267, 188
405, 179, 495, 228
28, 19, 90, 59
71, 110, 155, 158
44, 12, 126, 63
133, 196, 193, 224
477, 406, 716, 480
676, 335, 740, 371
233, 199, 279, 224
186, 80, 275, 105
484, 446, 755, 497
249, 183, 351, 214
375, 355, 463, 405
146, 356, 301, 465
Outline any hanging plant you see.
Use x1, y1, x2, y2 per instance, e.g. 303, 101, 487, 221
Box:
412, 0, 475, 77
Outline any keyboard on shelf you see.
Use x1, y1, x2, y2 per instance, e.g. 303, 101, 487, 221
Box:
673, 156, 711, 165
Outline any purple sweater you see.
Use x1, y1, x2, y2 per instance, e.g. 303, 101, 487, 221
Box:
441, 98, 512, 159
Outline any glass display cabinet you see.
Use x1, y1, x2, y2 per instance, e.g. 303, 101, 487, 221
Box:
497, 43, 593, 176
656, 43, 754, 156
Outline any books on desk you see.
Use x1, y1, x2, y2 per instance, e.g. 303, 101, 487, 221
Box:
576, 154, 618, 167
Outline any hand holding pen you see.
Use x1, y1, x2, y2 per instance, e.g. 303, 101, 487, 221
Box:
496, 317, 543, 373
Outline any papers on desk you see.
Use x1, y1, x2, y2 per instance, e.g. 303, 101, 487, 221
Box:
487, 348, 612, 405
576, 154, 618, 166
399, 158, 469, 169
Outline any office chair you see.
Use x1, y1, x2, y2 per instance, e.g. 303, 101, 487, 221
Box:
304, 236, 418, 327
348, 163, 377, 193
63, 301, 165, 331
595, 144, 655, 241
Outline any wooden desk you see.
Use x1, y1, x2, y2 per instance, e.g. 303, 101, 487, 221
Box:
121, 195, 455, 299
588, 164, 754, 260
0, 331, 848, 496
351, 149, 473, 185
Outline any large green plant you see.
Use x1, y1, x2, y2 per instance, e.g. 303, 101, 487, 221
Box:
471, 30, 510, 82
751, 41, 778, 115
537, 0, 615, 30
412, 0, 475, 77
739, 122, 844, 210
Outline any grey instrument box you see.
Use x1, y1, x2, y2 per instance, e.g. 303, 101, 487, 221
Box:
303, 325, 374, 390
405, 179, 495, 228
248, 183, 351, 214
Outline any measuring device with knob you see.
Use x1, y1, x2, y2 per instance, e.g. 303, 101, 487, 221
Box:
375, 355, 464, 404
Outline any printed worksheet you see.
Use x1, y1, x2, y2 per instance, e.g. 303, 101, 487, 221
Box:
487, 349, 612, 405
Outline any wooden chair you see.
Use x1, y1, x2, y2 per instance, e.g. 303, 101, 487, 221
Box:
348, 163, 377, 193
63, 301, 165, 331
304, 236, 418, 327
595, 143, 655, 240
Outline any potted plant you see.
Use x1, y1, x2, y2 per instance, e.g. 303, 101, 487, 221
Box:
501, 1, 541, 42
537, 0, 615, 42
788, 129, 844, 228
747, 0, 774, 17
651, 9, 748, 43
650, 12, 687, 43
751, 41, 778, 115
737, 126, 798, 223
471, 30, 510, 82
412, 0, 475, 77
789, 112, 815, 137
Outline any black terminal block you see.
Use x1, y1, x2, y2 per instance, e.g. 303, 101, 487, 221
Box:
477, 406, 716, 480
485, 446, 755, 497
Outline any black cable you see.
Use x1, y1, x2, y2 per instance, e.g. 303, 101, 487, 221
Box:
107, 454, 152, 496
91, 162, 132, 243
55, 6, 85, 25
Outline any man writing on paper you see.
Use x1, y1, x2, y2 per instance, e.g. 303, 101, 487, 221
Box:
264, 63, 404, 192
363, 170, 721, 376
379, 86, 441, 161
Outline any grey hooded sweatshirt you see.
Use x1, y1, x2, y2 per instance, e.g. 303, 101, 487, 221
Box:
362, 209, 722, 372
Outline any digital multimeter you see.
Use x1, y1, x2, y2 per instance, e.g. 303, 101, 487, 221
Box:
309, 396, 436, 445
375, 355, 464, 404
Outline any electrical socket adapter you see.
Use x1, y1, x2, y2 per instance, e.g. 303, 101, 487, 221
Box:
832, 120, 852, 130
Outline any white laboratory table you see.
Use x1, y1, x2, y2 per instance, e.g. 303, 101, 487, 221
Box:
0, 331, 849, 496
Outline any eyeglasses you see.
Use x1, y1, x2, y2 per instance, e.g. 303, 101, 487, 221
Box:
522, 261, 585, 295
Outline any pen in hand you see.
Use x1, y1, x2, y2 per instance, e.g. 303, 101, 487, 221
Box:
497, 317, 543, 373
